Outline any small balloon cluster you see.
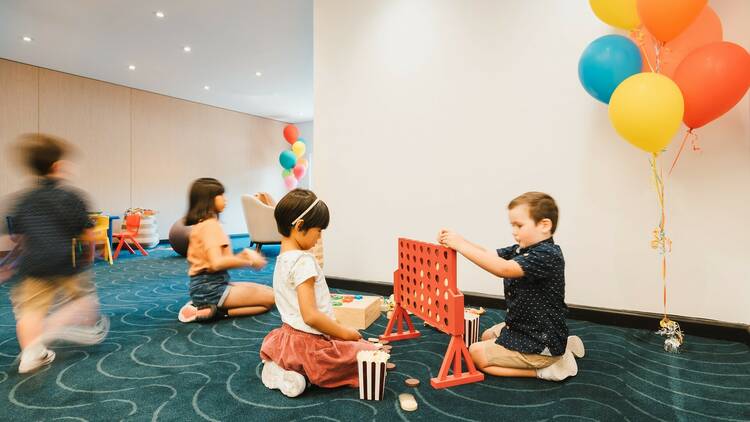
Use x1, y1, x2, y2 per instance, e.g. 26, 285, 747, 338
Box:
581, 0, 750, 161
278, 124, 308, 190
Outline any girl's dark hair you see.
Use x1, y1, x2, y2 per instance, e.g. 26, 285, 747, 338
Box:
275, 189, 329, 237
185, 178, 225, 226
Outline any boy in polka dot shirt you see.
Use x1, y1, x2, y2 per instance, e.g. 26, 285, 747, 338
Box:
438, 192, 584, 381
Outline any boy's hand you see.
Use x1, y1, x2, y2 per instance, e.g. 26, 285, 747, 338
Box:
240, 249, 267, 269
437, 229, 464, 251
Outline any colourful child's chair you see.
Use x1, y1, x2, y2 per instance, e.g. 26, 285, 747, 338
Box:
72, 214, 113, 266
112, 213, 149, 260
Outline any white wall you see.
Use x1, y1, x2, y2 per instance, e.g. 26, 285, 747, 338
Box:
314, 0, 750, 324
296, 121, 315, 187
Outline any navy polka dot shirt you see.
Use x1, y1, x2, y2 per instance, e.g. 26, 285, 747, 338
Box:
495, 237, 568, 356
11, 178, 93, 278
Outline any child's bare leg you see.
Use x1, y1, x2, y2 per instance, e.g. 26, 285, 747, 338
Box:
44, 295, 100, 333
226, 306, 272, 317
179, 304, 215, 320
469, 341, 536, 377
481, 322, 505, 341
479, 365, 537, 378
16, 311, 46, 349
221, 282, 274, 316
13, 279, 56, 350
481, 329, 498, 341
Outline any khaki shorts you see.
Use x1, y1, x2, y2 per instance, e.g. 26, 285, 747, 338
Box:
11, 273, 95, 320
480, 322, 560, 369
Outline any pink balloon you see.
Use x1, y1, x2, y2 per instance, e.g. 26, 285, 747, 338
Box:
293, 164, 306, 180
284, 175, 298, 190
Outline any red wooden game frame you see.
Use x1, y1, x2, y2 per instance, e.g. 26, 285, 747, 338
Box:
381, 238, 484, 388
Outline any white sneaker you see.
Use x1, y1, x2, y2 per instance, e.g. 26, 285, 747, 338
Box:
41, 316, 109, 346
536, 350, 578, 381
566, 335, 585, 358
261, 360, 306, 397
18, 347, 56, 374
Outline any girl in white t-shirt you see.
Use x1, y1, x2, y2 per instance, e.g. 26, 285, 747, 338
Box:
260, 189, 376, 397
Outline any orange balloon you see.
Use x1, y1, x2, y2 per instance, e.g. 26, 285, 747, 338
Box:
637, 0, 707, 43
634, 5, 722, 78
673, 42, 750, 129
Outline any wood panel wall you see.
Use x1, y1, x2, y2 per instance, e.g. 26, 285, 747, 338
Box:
1, 58, 290, 248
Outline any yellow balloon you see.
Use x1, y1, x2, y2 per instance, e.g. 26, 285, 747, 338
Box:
589, 0, 640, 30
292, 141, 306, 157
608, 73, 684, 154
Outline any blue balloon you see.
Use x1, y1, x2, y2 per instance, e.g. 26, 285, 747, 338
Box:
279, 150, 297, 169
578, 35, 642, 104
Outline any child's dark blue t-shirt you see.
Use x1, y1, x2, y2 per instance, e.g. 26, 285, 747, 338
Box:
496, 237, 568, 356
11, 178, 92, 278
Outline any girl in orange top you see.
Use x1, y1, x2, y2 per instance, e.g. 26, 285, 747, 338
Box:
178, 178, 274, 322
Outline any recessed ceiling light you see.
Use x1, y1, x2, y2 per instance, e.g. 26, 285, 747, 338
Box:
22, 36, 33, 42
203, 85, 210, 91
128, 65, 136, 70
183, 46, 192, 53
255, 71, 262, 77
155, 11, 165, 18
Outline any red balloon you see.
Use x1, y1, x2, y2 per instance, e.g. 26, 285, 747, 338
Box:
283, 124, 299, 144
673, 41, 750, 129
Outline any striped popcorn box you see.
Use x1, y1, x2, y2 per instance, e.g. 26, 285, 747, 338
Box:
464, 312, 480, 347
357, 350, 390, 400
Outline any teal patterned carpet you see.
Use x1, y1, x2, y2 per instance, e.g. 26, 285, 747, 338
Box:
0, 238, 748, 421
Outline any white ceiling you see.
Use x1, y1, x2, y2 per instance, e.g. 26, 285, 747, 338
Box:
0, 0, 313, 123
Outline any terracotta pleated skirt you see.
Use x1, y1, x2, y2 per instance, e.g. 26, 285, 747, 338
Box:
260, 323, 377, 388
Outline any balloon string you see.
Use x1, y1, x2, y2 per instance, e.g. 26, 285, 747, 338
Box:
649, 154, 671, 324
662, 254, 669, 327
654, 40, 664, 74
668, 129, 699, 176
633, 27, 656, 73
691, 133, 702, 152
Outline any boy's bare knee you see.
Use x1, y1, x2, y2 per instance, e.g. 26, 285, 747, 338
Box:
469, 342, 487, 368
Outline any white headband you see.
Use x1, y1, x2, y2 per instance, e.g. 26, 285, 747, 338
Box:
291, 198, 320, 227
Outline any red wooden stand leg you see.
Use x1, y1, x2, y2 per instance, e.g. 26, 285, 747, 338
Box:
430, 336, 484, 389
380, 306, 420, 341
